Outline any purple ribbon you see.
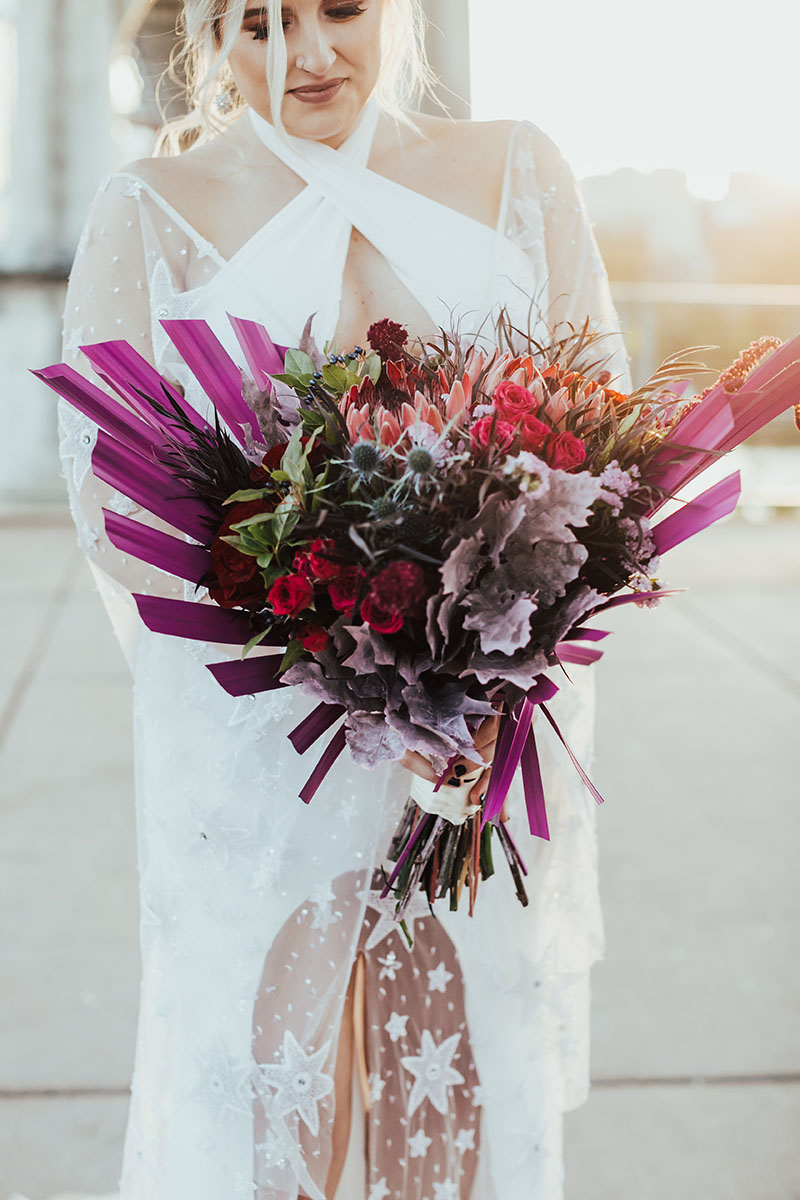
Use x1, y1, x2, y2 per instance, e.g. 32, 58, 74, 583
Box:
104, 510, 210, 585
93, 432, 216, 542
162, 320, 263, 447
207, 654, 287, 696
520, 722, 549, 840
80, 340, 207, 442
133, 594, 253, 644
289, 702, 347, 755
538, 703, 605, 806
32, 365, 164, 460
228, 315, 287, 389
299, 726, 348, 804
651, 470, 741, 556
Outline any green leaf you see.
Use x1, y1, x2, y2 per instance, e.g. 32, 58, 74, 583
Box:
365, 352, 382, 384
285, 348, 317, 378
321, 363, 351, 392
241, 628, 271, 658
298, 408, 327, 431
279, 639, 307, 673
224, 487, 271, 505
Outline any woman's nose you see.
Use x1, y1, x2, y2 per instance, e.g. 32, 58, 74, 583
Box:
293, 23, 337, 75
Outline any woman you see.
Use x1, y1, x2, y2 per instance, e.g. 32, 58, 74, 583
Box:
58, 1, 632, 1197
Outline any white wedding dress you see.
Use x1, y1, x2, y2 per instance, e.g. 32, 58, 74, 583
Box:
57, 97, 631, 1200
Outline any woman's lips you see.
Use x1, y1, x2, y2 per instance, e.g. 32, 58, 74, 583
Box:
289, 78, 346, 104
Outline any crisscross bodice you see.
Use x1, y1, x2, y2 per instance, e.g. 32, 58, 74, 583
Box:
181, 98, 543, 357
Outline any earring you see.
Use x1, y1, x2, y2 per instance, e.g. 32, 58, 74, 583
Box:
215, 86, 236, 115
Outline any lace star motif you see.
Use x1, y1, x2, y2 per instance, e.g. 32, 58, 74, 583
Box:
258, 1030, 333, 1136
408, 1129, 432, 1158
401, 1030, 465, 1117
384, 1012, 409, 1043
427, 962, 453, 993
360, 887, 432, 952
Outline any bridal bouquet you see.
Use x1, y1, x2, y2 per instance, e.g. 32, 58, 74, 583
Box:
37, 312, 800, 922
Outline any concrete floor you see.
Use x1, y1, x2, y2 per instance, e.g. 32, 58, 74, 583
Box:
1, 512, 798, 1200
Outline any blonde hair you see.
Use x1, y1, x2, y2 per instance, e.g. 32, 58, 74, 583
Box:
159, 0, 443, 153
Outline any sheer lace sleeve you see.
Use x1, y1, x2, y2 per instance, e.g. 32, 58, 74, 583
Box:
58, 174, 199, 664
502, 120, 632, 393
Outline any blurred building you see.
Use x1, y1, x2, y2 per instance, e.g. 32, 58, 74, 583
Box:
0, 0, 797, 505
0, 0, 469, 504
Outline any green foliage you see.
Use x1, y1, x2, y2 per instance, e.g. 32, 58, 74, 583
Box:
279, 639, 307, 673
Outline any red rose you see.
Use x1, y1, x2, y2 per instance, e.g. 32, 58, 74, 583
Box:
470, 414, 516, 454
361, 593, 404, 635
293, 549, 314, 578
328, 565, 366, 613
267, 573, 314, 616
369, 560, 429, 618
306, 537, 343, 582
493, 381, 538, 423
519, 414, 551, 454
262, 444, 286, 471
208, 499, 271, 610
296, 624, 330, 653
546, 430, 587, 472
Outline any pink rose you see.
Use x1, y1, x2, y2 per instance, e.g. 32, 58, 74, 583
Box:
546, 431, 588, 472
470, 414, 516, 454
493, 380, 538, 423
519, 414, 551, 454
267, 573, 314, 616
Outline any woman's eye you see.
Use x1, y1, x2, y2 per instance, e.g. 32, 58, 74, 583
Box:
327, 5, 367, 16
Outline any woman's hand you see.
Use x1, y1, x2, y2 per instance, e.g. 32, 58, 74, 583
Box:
400, 709, 538, 823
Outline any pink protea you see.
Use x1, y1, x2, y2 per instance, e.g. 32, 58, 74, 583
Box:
400, 393, 445, 435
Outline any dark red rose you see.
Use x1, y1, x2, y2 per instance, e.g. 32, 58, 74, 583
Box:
470, 414, 516, 454
293, 549, 314, 579
296, 624, 330, 653
519, 414, 551, 454
546, 430, 588, 471
267, 573, 314, 616
248, 464, 272, 486
361, 593, 404, 635
493, 381, 538, 423
208, 499, 271, 610
369, 560, 429, 619
328, 565, 366, 613
306, 538, 343, 582
261, 437, 325, 474
262, 444, 286, 471
367, 318, 409, 361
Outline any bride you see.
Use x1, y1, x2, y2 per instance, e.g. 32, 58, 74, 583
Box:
56, 1, 631, 1197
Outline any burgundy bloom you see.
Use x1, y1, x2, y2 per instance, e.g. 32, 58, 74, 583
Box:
546, 430, 588, 472
470, 414, 516, 454
306, 537, 343, 582
208, 499, 271, 611
296, 624, 330, 653
369, 560, 429, 619
493, 381, 538, 423
328, 565, 366, 614
267, 573, 314, 616
367, 318, 409, 362
360, 594, 404, 635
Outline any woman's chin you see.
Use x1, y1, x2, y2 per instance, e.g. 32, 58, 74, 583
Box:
283, 88, 367, 145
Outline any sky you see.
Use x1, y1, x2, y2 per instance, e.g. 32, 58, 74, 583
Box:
468, 0, 799, 199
